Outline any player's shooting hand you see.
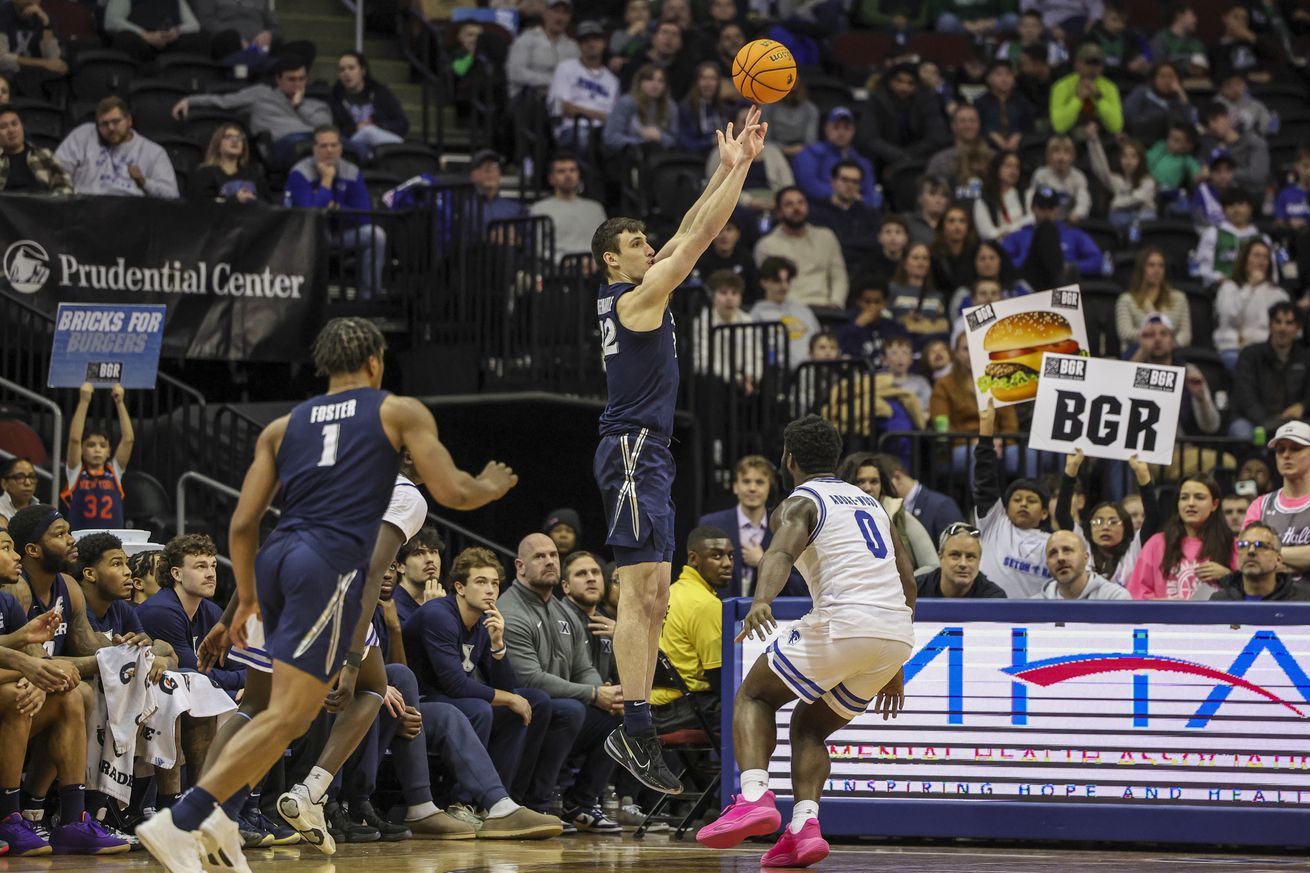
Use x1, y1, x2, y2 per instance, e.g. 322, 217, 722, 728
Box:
198, 620, 230, 671
479, 460, 518, 497
736, 601, 776, 642
1064, 448, 1084, 478
326, 663, 359, 712
874, 668, 904, 720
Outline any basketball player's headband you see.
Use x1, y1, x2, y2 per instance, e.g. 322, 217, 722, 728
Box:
13, 507, 63, 549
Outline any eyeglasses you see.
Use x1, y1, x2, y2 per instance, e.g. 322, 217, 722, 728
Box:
1236, 539, 1277, 551
1090, 517, 1123, 527
4, 473, 36, 482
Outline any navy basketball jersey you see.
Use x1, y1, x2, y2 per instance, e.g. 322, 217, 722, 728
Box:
597, 281, 678, 437
24, 571, 70, 656
272, 387, 401, 572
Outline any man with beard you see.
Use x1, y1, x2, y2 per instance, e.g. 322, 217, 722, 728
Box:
1211, 522, 1310, 601
393, 527, 444, 625
53, 96, 178, 197
0, 507, 131, 854
560, 551, 615, 683
1040, 530, 1132, 600
651, 526, 732, 730
916, 524, 1007, 599
753, 187, 847, 309
499, 533, 621, 833
530, 155, 608, 266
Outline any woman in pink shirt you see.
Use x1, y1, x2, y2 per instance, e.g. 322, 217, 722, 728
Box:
1129, 475, 1237, 600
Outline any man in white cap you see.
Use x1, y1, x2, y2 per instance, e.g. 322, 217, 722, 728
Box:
1243, 420, 1310, 583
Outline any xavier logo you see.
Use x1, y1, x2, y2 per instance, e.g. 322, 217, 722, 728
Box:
4, 240, 49, 294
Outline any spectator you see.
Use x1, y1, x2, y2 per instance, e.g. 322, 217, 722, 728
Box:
917, 522, 1006, 598
759, 78, 818, 159
1228, 301, 1307, 439
906, 175, 950, 247
1041, 530, 1133, 599
467, 148, 529, 234
55, 96, 178, 198
676, 61, 730, 153
449, 21, 496, 118
1049, 42, 1124, 135
1209, 2, 1278, 83
76, 534, 160, 648
837, 282, 908, 368
809, 330, 840, 361
707, 17, 745, 85
931, 333, 1023, 471
696, 218, 757, 303
173, 60, 331, 168
559, 551, 616, 683
921, 336, 953, 382
934, 0, 1019, 36
618, 21, 695, 99
393, 527, 444, 624
1275, 147, 1310, 227
1022, 0, 1101, 35
1115, 247, 1193, 351
1193, 149, 1237, 230
187, 122, 265, 202
1085, 0, 1150, 76
498, 534, 622, 832
1002, 185, 1103, 279
930, 203, 980, 293
284, 125, 387, 298
925, 103, 992, 195
0, 457, 38, 524
602, 64, 679, 154
857, 60, 949, 165
878, 452, 966, 545
1196, 189, 1269, 288
697, 455, 785, 597
963, 240, 1032, 305
1240, 456, 1274, 494
888, 242, 949, 342
793, 106, 879, 207
1087, 132, 1155, 231
974, 151, 1031, 241
0, 106, 68, 194
548, 20, 618, 150
529, 153, 607, 263
331, 52, 408, 159
1027, 135, 1091, 222
542, 508, 582, 559
1211, 522, 1310, 600
650, 526, 729, 730
1216, 70, 1275, 137
63, 383, 133, 532
0, 0, 66, 98
1149, 2, 1206, 71
753, 187, 847, 309
1215, 241, 1289, 370
1145, 122, 1201, 200
879, 334, 933, 415
1199, 100, 1270, 194
105, 0, 207, 62
808, 159, 880, 277
704, 102, 794, 219
974, 60, 1035, 156
693, 270, 763, 386
973, 398, 1052, 597
1129, 474, 1236, 600
998, 10, 1064, 69
870, 213, 910, 279
191, 0, 278, 62
129, 548, 163, 603
837, 451, 938, 572
608, 0, 650, 69
1123, 61, 1194, 148
1132, 314, 1223, 437
1016, 43, 1056, 112
950, 277, 1003, 339
507, 0, 578, 98
1242, 422, 1310, 582
1059, 450, 1160, 588
1222, 493, 1252, 533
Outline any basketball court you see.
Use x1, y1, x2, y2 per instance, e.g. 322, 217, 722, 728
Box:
20, 836, 1310, 873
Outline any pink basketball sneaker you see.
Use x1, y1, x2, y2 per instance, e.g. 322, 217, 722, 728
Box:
695, 792, 781, 849
761, 818, 830, 868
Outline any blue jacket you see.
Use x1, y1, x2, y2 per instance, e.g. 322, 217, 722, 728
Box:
792, 140, 879, 208
402, 594, 517, 701
283, 157, 371, 227
904, 483, 966, 548
137, 588, 244, 692
1001, 221, 1104, 277
698, 506, 809, 598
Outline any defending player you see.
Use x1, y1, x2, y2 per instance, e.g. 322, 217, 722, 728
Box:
696, 416, 916, 868
593, 106, 767, 794
137, 318, 517, 873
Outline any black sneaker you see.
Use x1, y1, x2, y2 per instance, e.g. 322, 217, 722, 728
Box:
349, 801, 411, 842
324, 801, 380, 843
604, 727, 684, 795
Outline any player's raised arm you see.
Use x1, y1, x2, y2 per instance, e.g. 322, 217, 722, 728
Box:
386, 396, 517, 511
736, 494, 817, 642
227, 415, 287, 648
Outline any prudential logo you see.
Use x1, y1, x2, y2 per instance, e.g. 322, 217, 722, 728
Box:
4, 240, 49, 294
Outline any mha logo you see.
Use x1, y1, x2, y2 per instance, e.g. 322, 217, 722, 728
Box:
4, 240, 49, 293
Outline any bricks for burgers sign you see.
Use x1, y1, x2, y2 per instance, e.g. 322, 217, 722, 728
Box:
962, 285, 1090, 407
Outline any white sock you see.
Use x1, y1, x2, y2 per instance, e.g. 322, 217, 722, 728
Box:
790, 800, 818, 833
740, 769, 769, 803
485, 797, 519, 819
404, 801, 439, 821
302, 767, 333, 805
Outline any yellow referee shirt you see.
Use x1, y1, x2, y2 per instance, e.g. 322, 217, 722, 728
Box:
651, 565, 723, 706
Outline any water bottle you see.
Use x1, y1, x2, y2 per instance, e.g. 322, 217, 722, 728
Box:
759, 213, 773, 235
1187, 249, 1200, 278
934, 415, 950, 433
873, 183, 885, 211
1276, 244, 1290, 274
1254, 425, 1266, 447
1264, 186, 1276, 218
1128, 220, 1141, 244
1102, 250, 1114, 277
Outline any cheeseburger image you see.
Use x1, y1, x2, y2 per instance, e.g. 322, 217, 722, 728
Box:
975, 310, 1081, 402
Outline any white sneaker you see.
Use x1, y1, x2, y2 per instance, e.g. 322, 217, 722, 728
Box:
197, 808, 252, 873
135, 808, 204, 873
277, 784, 335, 855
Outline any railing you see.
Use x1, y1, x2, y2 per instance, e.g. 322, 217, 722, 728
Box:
398, 10, 496, 151
176, 469, 279, 539
0, 377, 61, 504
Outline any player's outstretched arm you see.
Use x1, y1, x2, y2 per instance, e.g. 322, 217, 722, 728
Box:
737, 495, 817, 642
386, 396, 517, 511
227, 416, 288, 648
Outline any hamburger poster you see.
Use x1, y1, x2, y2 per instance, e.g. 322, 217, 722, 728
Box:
961, 285, 1089, 408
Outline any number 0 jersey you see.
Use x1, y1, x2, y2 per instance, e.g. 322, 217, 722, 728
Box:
597, 281, 678, 438
790, 477, 913, 645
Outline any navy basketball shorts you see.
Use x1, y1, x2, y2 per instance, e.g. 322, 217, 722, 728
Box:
594, 429, 676, 567
254, 533, 366, 683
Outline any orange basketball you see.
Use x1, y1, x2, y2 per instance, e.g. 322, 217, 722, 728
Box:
732, 39, 796, 104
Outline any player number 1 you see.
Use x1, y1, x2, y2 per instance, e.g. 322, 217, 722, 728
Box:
318, 423, 341, 467
854, 510, 887, 558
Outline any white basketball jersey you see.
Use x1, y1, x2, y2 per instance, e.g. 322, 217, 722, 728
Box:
790, 477, 913, 644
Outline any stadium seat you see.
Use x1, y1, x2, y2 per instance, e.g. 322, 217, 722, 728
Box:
0, 417, 50, 467
1079, 279, 1123, 359
44, 0, 93, 41
70, 49, 137, 101
1018, 132, 1049, 174
646, 152, 706, 224
1184, 289, 1216, 351
904, 32, 970, 68
1273, 110, 1310, 145
829, 31, 892, 83
1078, 218, 1120, 254
122, 468, 173, 537
155, 53, 226, 92
1251, 82, 1310, 119
154, 134, 203, 175
180, 109, 246, 149
803, 74, 855, 117
1179, 345, 1228, 394
1138, 220, 1199, 275
128, 80, 189, 137
370, 142, 441, 179
9, 98, 63, 140
363, 170, 406, 208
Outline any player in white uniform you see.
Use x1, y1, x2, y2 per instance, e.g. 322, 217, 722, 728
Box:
696, 416, 917, 869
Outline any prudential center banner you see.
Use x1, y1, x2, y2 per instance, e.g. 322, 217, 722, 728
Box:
0, 195, 327, 362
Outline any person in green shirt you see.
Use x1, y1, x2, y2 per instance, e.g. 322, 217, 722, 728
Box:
1149, 2, 1207, 75
1147, 122, 1202, 196
1049, 42, 1123, 135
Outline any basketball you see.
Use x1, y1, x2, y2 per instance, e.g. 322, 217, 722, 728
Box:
732, 39, 796, 105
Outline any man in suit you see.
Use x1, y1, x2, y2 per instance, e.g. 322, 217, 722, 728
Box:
698, 455, 806, 598
878, 453, 966, 547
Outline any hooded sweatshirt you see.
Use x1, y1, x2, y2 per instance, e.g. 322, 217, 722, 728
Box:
1040, 572, 1133, 600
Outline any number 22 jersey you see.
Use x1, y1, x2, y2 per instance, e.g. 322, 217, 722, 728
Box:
790, 477, 914, 646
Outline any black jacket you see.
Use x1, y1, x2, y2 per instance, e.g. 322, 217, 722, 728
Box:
1210, 571, 1310, 601
331, 77, 409, 138
1232, 341, 1310, 430
916, 567, 1008, 599
857, 83, 949, 165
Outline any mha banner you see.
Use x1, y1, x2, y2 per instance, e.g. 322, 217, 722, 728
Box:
0, 195, 326, 361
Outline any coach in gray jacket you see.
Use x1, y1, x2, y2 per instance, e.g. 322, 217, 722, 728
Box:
499, 533, 622, 830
